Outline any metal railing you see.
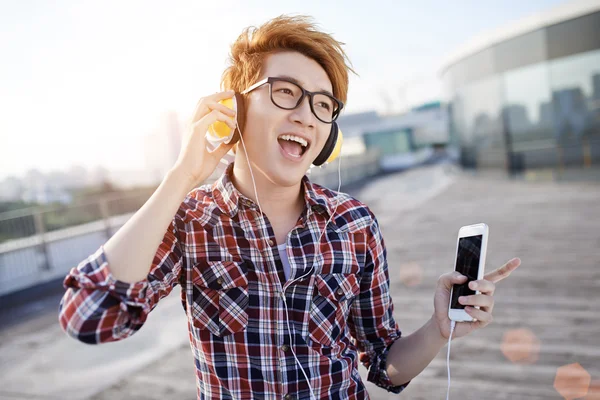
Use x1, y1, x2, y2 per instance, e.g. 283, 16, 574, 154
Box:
0, 190, 155, 297
0, 151, 381, 298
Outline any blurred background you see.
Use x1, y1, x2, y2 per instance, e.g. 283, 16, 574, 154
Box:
1, 0, 599, 399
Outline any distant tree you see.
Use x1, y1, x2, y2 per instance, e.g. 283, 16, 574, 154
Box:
0, 200, 37, 214
0, 201, 38, 242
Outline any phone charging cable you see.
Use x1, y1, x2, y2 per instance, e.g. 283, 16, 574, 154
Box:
446, 320, 456, 400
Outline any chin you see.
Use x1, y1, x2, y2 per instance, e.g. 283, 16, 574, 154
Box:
247, 144, 314, 186
258, 156, 308, 186
267, 164, 308, 187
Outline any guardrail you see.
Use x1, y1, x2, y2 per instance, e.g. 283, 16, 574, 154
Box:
0, 190, 154, 297
0, 151, 381, 298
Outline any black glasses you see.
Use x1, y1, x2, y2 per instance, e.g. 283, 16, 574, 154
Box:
241, 77, 344, 124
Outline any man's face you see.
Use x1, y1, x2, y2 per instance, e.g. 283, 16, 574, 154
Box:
241, 51, 335, 187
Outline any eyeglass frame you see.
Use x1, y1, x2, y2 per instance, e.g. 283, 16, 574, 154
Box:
241, 76, 344, 124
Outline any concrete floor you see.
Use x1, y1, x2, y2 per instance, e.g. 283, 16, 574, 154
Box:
1, 164, 599, 400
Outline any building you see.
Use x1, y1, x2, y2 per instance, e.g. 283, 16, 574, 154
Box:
337, 103, 450, 172
441, 0, 600, 174
143, 111, 183, 184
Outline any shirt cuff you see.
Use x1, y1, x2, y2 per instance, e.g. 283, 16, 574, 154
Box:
63, 246, 151, 314
366, 338, 411, 394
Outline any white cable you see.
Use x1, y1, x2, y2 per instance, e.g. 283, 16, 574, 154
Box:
238, 121, 317, 395
286, 153, 343, 286
282, 294, 317, 400
234, 118, 343, 400
237, 128, 272, 252
446, 320, 456, 400
281, 154, 342, 399
278, 154, 342, 400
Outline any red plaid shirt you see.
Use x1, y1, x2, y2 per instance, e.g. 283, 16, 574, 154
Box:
59, 164, 408, 399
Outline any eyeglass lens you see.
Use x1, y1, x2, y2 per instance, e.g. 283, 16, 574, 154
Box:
270, 80, 338, 122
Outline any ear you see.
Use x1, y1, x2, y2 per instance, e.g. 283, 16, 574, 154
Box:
234, 93, 247, 141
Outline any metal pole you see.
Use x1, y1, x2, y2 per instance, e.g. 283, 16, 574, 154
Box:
33, 210, 51, 271
500, 108, 516, 177
99, 198, 112, 240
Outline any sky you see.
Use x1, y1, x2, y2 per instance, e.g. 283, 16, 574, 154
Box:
0, 0, 568, 179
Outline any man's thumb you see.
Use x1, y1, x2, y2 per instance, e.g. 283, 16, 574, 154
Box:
211, 142, 235, 159
440, 271, 468, 290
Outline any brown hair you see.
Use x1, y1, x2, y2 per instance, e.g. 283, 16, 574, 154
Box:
221, 15, 355, 105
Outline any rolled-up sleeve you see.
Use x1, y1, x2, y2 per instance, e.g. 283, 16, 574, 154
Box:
58, 218, 183, 344
349, 215, 409, 394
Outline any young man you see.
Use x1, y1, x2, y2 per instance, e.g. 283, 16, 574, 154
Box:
59, 15, 520, 399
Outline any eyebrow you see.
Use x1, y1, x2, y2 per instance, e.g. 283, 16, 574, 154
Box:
276, 75, 335, 98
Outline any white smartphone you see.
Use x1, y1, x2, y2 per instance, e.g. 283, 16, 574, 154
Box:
448, 223, 489, 322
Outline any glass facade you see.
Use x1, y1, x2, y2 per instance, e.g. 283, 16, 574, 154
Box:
443, 10, 600, 173
362, 129, 414, 156
503, 63, 553, 144
549, 49, 600, 167
452, 77, 505, 168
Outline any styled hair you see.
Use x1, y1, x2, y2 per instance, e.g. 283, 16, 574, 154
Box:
221, 15, 355, 105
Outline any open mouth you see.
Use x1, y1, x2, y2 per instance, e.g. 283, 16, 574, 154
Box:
277, 134, 310, 159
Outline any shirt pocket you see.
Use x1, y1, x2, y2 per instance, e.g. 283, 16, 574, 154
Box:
308, 273, 360, 347
190, 260, 249, 337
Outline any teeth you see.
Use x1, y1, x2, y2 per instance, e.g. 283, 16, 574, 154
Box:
279, 134, 308, 148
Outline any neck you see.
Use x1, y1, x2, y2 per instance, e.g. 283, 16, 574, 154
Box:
231, 158, 305, 220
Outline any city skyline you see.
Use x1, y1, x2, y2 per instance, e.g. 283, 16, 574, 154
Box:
0, 0, 567, 180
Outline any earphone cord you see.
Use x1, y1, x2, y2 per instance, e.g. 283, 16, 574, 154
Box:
278, 153, 342, 400
234, 120, 343, 400
282, 295, 317, 400
236, 127, 272, 252
287, 152, 342, 285
446, 320, 457, 400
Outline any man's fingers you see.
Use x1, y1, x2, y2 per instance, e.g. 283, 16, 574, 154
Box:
465, 307, 493, 325
485, 258, 521, 283
208, 141, 235, 160
196, 90, 235, 106
458, 294, 494, 310
439, 271, 468, 290
193, 110, 236, 132
205, 100, 237, 118
469, 279, 495, 294
192, 90, 235, 121
211, 90, 236, 101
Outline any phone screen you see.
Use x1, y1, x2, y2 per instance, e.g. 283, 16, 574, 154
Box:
450, 234, 483, 310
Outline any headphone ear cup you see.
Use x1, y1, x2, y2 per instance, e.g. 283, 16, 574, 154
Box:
313, 122, 341, 166
233, 93, 246, 141
325, 128, 343, 164
207, 93, 245, 144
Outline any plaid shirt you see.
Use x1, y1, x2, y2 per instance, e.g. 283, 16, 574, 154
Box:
59, 164, 408, 399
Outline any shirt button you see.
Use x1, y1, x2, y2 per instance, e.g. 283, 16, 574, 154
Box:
283, 395, 294, 400
280, 344, 289, 352
337, 288, 344, 296
268, 239, 274, 246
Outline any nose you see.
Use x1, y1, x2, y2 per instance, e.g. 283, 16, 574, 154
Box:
290, 94, 316, 128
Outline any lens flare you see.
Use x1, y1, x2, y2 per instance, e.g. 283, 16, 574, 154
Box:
554, 363, 591, 400
500, 328, 540, 364
584, 380, 600, 400
399, 262, 423, 287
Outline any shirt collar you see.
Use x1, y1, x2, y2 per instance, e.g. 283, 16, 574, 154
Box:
212, 163, 335, 219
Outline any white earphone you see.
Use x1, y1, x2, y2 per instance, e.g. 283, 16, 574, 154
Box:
230, 116, 343, 400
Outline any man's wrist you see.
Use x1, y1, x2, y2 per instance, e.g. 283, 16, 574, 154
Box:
384, 317, 449, 386
166, 166, 201, 194
427, 315, 449, 349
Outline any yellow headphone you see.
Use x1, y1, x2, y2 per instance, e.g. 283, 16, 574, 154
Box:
208, 96, 242, 145
208, 93, 342, 166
